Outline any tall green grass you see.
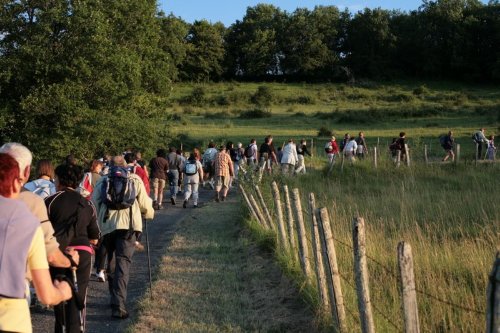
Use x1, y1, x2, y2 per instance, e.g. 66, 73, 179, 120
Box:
247, 159, 498, 332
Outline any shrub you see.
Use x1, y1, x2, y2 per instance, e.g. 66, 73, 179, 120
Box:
181, 86, 206, 106
251, 85, 274, 107
413, 85, 429, 96
317, 127, 332, 137
239, 108, 272, 119
215, 95, 230, 106
183, 106, 195, 115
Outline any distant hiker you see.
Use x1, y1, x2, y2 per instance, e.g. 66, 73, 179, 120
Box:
487, 135, 497, 160
244, 139, 258, 168
149, 149, 169, 210
177, 149, 186, 195
268, 135, 278, 171
325, 136, 339, 167
167, 147, 182, 205
232, 142, 246, 182
281, 139, 298, 175
343, 137, 358, 163
202, 142, 218, 189
441, 131, 455, 162
355, 132, 368, 159
45, 162, 100, 333
24, 159, 57, 198
92, 155, 154, 319
339, 133, 350, 152
276, 147, 283, 166
472, 128, 487, 160
295, 139, 311, 174
125, 153, 150, 195
394, 132, 407, 162
182, 153, 204, 208
258, 136, 276, 181
0, 153, 72, 333
213, 145, 233, 202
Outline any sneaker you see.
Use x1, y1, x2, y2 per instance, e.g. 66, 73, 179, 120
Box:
111, 308, 129, 319
158, 204, 163, 210
171, 197, 176, 205
135, 241, 145, 252
221, 196, 226, 202
97, 270, 106, 282
153, 201, 158, 210
183, 200, 187, 208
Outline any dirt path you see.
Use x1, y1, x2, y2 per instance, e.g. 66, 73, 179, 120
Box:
32, 186, 316, 332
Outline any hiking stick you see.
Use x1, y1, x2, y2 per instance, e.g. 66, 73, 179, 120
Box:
71, 268, 84, 333
143, 216, 153, 300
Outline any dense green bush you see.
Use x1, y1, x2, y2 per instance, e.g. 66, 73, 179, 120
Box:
251, 86, 274, 107
239, 108, 272, 119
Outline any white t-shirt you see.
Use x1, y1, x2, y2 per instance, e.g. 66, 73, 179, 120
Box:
343, 140, 358, 154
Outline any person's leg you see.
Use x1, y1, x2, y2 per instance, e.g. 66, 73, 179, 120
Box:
296, 155, 304, 174
258, 158, 266, 182
151, 178, 159, 207
170, 170, 179, 203
192, 183, 199, 206
103, 232, 117, 303
94, 239, 107, 278
221, 176, 229, 199
66, 250, 91, 333
157, 179, 165, 208
214, 176, 222, 201
111, 231, 136, 316
184, 183, 192, 208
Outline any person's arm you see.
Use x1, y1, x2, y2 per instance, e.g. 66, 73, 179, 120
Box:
86, 201, 101, 243
227, 156, 234, 176
136, 177, 154, 219
29, 228, 72, 305
198, 162, 204, 180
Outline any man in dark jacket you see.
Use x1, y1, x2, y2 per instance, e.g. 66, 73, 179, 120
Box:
442, 131, 455, 162
149, 149, 169, 210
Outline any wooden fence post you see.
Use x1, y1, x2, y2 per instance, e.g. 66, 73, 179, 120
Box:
455, 144, 460, 164
398, 242, 420, 333
317, 207, 347, 332
271, 181, 289, 251
309, 194, 330, 314
239, 185, 262, 226
291, 188, 312, 280
424, 145, 428, 165
373, 147, 378, 169
396, 150, 401, 168
283, 185, 298, 262
486, 252, 500, 333
405, 144, 411, 167
353, 217, 375, 333
249, 193, 269, 230
254, 185, 274, 231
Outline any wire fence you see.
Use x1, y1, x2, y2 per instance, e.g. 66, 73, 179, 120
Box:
242, 182, 489, 332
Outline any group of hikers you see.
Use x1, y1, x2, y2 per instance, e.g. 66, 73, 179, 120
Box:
0, 126, 497, 333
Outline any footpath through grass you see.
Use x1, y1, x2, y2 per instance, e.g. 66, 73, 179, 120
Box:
130, 195, 317, 333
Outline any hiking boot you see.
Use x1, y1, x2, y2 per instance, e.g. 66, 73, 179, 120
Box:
221, 196, 226, 202
183, 200, 187, 208
96, 270, 106, 282
111, 308, 129, 319
171, 197, 176, 205
153, 201, 158, 210
135, 241, 145, 252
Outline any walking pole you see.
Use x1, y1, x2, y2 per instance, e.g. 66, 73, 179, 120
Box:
71, 268, 84, 333
143, 216, 153, 300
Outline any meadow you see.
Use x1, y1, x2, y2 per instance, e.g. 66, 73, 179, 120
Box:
166, 81, 499, 332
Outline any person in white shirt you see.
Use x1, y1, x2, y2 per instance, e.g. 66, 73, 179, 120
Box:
280, 139, 298, 175
343, 137, 358, 163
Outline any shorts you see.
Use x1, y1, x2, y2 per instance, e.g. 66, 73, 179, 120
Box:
215, 176, 230, 189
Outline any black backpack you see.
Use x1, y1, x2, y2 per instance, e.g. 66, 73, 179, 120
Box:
101, 166, 137, 210
439, 135, 447, 148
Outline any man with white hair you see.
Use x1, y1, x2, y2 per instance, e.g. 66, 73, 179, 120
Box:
0, 143, 79, 269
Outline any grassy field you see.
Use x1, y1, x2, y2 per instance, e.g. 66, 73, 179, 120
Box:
159, 81, 499, 332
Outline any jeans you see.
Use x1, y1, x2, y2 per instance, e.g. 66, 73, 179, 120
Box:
168, 170, 179, 199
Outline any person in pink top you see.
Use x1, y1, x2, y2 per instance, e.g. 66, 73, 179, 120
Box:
325, 136, 339, 167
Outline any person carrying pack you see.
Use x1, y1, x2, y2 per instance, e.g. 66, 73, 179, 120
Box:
92, 155, 154, 319
182, 153, 204, 208
472, 128, 487, 160
325, 136, 339, 167
24, 159, 57, 199
441, 131, 455, 162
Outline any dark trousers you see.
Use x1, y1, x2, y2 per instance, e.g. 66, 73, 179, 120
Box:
103, 230, 136, 311
51, 250, 91, 333
93, 239, 107, 272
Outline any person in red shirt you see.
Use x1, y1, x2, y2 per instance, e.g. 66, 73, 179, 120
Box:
124, 153, 150, 194
325, 136, 339, 168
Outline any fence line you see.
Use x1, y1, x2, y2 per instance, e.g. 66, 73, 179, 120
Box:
239, 181, 494, 332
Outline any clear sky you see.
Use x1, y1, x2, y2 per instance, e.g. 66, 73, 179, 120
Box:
159, 0, 488, 26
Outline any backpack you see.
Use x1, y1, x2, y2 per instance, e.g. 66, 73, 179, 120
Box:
77, 172, 93, 199
229, 148, 238, 162
184, 161, 198, 176
244, 145, 254, 158
439, 135, 447, 148
324, 142, 333, 153
101, 166, 137, 210
472, 132, 482, 143
26, 179, 54, 199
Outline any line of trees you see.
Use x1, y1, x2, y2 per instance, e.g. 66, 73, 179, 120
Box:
161, 0, 500, 82
1, 1, 499, 159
